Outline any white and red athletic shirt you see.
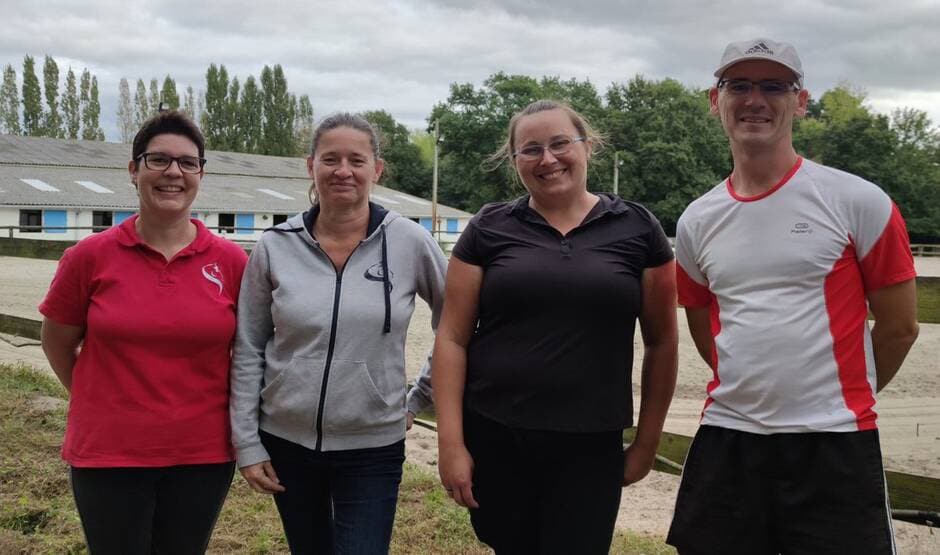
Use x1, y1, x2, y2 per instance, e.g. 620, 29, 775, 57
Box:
675, 157, 916, 434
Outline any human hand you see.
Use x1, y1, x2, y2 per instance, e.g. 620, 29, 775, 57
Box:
407, 411, 415, 430
622, 443, 657, 486
239, 461, 286, 494
438, 442, 479, 508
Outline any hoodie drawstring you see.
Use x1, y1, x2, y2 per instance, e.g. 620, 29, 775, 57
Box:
381, 224, 391, 334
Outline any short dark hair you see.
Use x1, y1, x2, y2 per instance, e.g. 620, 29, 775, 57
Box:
311, 112, 381, 159
131, 110, 206, 162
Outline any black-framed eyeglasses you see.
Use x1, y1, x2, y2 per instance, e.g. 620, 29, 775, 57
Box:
513, 136, 586, 161
136, 152, 206, 174
717, 79, 800, 96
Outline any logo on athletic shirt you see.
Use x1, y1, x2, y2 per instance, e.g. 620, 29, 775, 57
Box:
364, 262, 394, 291
745, 42, 774, 55
790, 222, 814, 235
202, 263, 224, 294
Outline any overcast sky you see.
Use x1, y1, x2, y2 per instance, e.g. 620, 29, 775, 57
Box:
2, 0, 938, 143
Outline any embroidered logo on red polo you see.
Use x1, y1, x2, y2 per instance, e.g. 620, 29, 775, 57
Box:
202, 263, 224, 294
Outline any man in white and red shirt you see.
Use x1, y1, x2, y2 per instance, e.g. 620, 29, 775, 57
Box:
666, 38, 919, 554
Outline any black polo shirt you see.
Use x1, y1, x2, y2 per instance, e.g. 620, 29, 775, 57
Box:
453, 193, 673, 432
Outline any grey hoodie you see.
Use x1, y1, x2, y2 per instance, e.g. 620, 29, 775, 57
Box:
230, 204, 446, 467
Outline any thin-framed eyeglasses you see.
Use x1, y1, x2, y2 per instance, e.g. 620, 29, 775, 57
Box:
136, 152, 206, 174
513, 136, 586, 161
717, 79, 800, 96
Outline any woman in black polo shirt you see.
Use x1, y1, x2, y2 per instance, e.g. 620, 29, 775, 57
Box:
433, 99, 679, 554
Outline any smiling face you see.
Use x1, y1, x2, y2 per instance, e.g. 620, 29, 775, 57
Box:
710, 59, 809, 151
511, 109, 591, 200
308, 126, 384, 210
128, 133, 202, 219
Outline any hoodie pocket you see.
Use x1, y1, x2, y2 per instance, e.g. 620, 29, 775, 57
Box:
259, 355, 325, 430
322, 359, 395, 434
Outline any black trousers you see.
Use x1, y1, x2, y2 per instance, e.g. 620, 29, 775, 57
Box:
70, 462, 235, 555
463, 409, 624, 555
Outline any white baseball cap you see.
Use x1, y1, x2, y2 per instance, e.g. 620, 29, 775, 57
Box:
714, 38, 804, 87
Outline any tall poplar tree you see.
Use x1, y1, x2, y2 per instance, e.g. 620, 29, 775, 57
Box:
149, 78, 160, 114
42, 55, 62, 137
183, 85, 196, 120
78, 68, 90, 138
161, 75, 179, 109
80, 70, 104, 140
261, 64, 293, 156
240, 75, 263, 153
202, 64, 229, 149
116, 77, 134, 142
133, 78, 149, 129
0, 64, 20, 135
223, 77, 241, 151
62, 68, 80, 139
21, 55, 43, 136
294, 94, 314, 155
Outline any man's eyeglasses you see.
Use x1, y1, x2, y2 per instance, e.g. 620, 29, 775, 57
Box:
136, 152, 206, 174
717, 79, 800, 96
513, 137, 586, 161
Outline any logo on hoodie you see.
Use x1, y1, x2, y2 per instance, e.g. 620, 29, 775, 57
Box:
364, 262, 394, 291
202, 263, 225, 295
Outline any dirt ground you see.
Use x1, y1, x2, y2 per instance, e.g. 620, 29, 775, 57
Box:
2, 255, 938, 551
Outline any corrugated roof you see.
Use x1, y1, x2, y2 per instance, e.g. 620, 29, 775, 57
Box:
0, 134, 472, 218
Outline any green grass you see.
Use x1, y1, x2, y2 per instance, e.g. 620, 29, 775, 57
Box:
0, 363, 675, 554
917, 277, 940, 324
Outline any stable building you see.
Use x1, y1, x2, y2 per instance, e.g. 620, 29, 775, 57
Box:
0, 134, 471, 246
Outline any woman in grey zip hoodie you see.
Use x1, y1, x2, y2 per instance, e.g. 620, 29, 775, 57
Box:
230, 113, 446, 554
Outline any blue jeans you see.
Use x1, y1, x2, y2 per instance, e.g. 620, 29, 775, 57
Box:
261, 431, 405, 555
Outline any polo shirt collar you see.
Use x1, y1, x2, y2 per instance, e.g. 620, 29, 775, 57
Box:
116, 214, 214, 254
508, 193, 628, 224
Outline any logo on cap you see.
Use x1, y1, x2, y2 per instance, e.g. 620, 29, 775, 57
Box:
745, 42, 774, 55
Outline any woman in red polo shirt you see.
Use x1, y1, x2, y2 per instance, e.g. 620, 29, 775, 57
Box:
39, 111, 247, 554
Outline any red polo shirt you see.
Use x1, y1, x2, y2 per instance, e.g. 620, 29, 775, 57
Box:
39, 216, 248, 467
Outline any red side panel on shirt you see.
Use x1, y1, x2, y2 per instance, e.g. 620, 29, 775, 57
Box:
824, 242, 877, 431
859, 203, 917, 291
701, 291, 722, 419
677, 264, 712, 308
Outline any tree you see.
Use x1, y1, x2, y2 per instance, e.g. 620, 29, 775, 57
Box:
363, 109, 432, 198
294, 94, 313, 155
0, 64, 20, 134
239, 76, 263, 153
183, 85, 196, 120
202, 63, 229, 149
81, 73, 104, 140
116, 77, 134, 142
221, 77, 241, 151
79, 69, 90, 137
161, 75, 179, 110
149, 78, 160, 114
260, 64, 294, 156
133, 78, 149, 129
21, 55, 43, 136
429, 72, 606, 212
42, 55, 62, 137
600, 76, 729, 232
62, 68, 80, 139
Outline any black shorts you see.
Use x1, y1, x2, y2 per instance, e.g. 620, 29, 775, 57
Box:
666, 425, 895, 555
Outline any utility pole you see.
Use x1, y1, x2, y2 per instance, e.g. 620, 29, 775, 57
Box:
613, 151, 620, 195
431, 119, 439, 237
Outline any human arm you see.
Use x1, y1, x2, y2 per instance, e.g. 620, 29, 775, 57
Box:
406, 233, 448, 425
40, 318, 84, 393
624, 260, 679, 486
868, 279, 919, 392
432, 257, 483, 508
229, 239, 282, 492
685, 306, 715, 370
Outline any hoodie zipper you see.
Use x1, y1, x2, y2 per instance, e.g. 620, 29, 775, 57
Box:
312, 240, 363, 452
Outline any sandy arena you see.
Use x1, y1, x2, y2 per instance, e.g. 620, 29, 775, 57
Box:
1, 255, 938, 552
